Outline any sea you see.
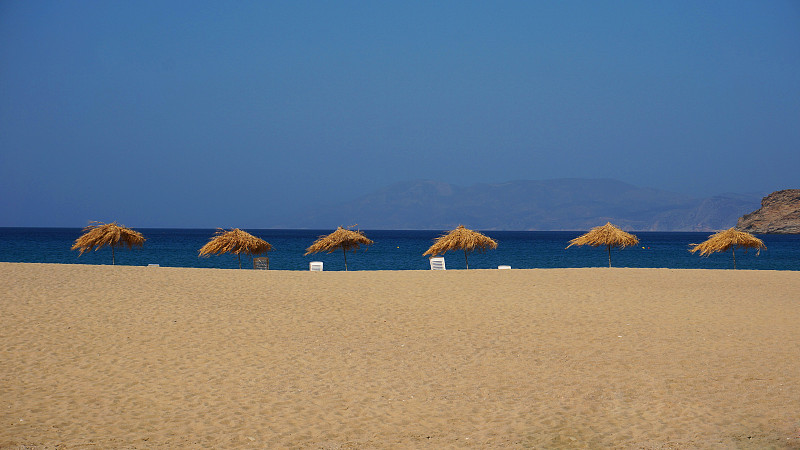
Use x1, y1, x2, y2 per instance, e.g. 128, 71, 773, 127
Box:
1, 228, 798, 271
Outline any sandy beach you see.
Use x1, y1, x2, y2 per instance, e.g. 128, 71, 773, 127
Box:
1, 262, 798, 449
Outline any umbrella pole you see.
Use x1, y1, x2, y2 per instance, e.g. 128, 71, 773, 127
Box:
607, 244, 611, 268
238, 254, 241, 269
732, 247, 736, 270
464, 249, 469, 269
343, 248, 348, 271
112, 245, 115, 265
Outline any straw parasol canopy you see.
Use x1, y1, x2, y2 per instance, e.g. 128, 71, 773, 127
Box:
198, 228, 273, 269
689, 227, 766, 269
71, 221, 146, 265
566, 222, 639, 268
422, 225, 498, 269
304, 226, 374, 271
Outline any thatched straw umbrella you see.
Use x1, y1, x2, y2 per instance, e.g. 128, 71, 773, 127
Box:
566, 222, 639, 268
198, 228, 272, 269
689, 227, 766, 270
71, 221, 146, 265
304, 226, 374, 271
422, 225, 498, 269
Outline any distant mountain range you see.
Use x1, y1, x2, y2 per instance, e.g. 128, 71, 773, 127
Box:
296, 179, 764, 231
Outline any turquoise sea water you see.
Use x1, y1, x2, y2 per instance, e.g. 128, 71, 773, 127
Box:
0, 228, 798, 271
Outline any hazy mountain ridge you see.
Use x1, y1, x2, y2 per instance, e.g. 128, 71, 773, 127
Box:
300, 179, 764, 231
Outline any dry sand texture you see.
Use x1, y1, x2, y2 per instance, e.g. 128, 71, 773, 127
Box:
1, 263, 799, 448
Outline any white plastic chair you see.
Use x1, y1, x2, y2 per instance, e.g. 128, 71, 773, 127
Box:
429, 257, 446, 270
309, 261, 323, 271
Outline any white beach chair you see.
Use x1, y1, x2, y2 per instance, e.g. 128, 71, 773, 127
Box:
309, 261, 323, 271
429, 257, 446, 270
498, 265, 511, 269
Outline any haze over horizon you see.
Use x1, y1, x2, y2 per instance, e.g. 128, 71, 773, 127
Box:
2, 1, 798, 228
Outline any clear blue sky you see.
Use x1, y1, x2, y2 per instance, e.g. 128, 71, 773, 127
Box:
1, 1, 798, 227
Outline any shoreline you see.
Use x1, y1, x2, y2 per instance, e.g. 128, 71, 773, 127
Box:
2, 263, 799, 448
3, 228, 798, 272
2, 261, 798, 272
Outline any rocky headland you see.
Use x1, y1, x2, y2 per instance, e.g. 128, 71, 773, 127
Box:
736, 189, 800, 234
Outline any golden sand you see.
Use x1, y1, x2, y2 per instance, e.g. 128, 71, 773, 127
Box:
1, 263, 799, 448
